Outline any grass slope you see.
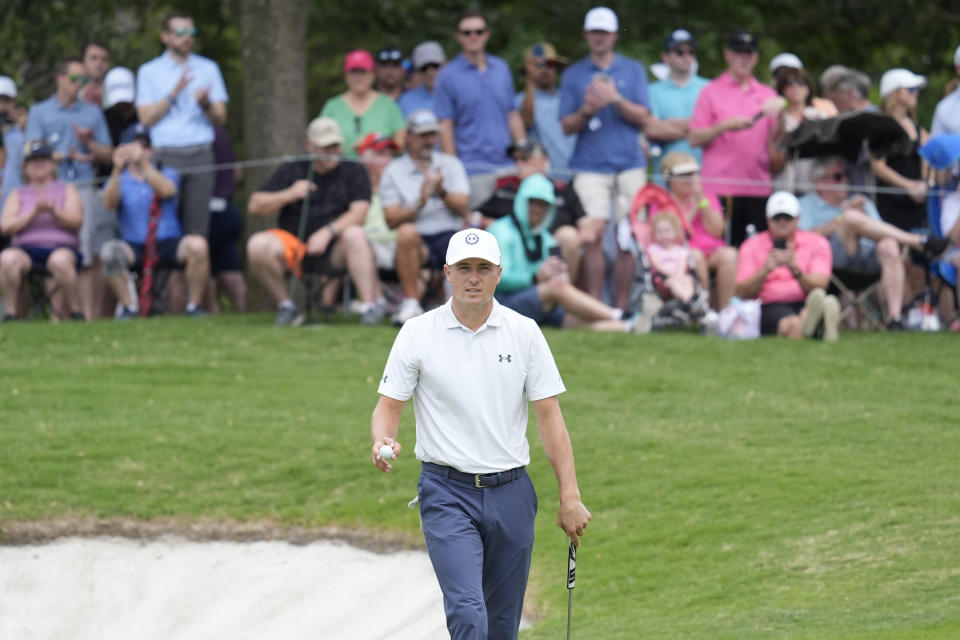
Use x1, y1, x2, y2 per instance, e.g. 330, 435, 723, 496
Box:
0, 316, 957, 638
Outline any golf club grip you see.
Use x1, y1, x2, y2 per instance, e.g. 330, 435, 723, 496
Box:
567, 540, 577, 590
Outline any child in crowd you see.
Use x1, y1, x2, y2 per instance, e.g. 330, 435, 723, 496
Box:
646, 211, 696, 304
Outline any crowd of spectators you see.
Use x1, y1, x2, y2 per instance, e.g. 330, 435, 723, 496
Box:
1, 6, 958, 339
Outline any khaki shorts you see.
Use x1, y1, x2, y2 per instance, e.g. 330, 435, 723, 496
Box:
573, 168, 647, 224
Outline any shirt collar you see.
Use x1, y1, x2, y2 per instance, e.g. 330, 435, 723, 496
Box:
442, 298, 503, 330
718, 70, 760, 91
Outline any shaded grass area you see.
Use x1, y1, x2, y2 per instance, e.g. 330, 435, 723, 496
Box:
1, 316, 958, 638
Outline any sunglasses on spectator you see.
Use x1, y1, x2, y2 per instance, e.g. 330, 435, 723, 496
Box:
770, 214, 795, 222
419, 63, 440, 72
168, 27, 197, 37
820, 171, 848, 182
784, 78, 807, 87
906, 86, 920, 94
459, 28, 487, 37
67, 74, 89, 84
671, 48, 695, 56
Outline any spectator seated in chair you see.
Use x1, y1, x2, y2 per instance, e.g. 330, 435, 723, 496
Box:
797, 156, 948, 329
99, 124, 208, 319
247, 117, 384, 326
735, 190, 840, 341
487, 173, 640, 333
0, 140, 84, 322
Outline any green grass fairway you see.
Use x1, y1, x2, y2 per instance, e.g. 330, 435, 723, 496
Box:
1, 316, 958, 639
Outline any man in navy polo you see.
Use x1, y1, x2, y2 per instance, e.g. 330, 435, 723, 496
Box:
434, 9, 526, 209
136, 9, 228, 239
559, 6, 653, 304
26, 56, 114, 318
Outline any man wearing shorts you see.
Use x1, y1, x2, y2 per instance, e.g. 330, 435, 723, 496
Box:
247, 117, 383, 326
736, 191, 840, 341
381, 109, 469, 325
559, 7, 652, 303
99, 124, 209, 319
798, 157, 947, 330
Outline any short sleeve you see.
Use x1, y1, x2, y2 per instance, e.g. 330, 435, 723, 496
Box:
135, 65, 159, 107
378, 322, 420, 401
628, 61, 650, 109
24, 105, 41, 141
524, 324, 565, 401
92, 110, 111, 146
805, 234, 833, 276
386, 98, 405, 135
433, 71, 454, 121
441, 156, 469, 195
736, 235, 765, 284
345, 164, 372, 202
379, 164, 402, 208
558, 68, 581, 118
208, 61, 229, 103
259, 162, 297, 193
688, 86, 715, 131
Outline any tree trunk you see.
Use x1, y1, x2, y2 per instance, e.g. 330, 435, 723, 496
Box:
234, 0, 308, 309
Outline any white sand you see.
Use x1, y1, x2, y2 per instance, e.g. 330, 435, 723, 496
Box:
0, 537, 450, 640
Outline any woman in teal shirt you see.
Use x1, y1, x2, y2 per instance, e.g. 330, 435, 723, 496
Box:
320, 50, 405, 158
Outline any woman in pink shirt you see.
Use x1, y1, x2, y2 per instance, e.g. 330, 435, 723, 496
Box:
660, 151, 738, 310
0, 140, 84, 321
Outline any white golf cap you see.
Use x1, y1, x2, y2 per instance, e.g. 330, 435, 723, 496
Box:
103, 67, 135, 108
0, 76, 17, 98
769, 52, 803, 73
445, 229, 501, 266
584, 7, 618, 33
766, 191, 801, 218
879, 68, 927, 98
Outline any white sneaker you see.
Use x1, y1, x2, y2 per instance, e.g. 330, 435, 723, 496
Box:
822, 294, 840, 342
391, 298, 424, 326
801, 289, 826, 338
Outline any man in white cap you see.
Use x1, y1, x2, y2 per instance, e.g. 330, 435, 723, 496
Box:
247, 117, 384, 326
931, 45, 960, 137
0, 75, 27, 216
398, 41, 446, 117
559, 6, 653, 304
735, 190, 840, 341
370, 227, 591, 640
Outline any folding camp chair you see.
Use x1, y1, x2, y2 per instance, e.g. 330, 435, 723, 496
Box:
828, 267, 884, 330
25, 265, 62, 320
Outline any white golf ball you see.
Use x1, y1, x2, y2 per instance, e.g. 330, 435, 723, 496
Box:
379, 444, 395, 460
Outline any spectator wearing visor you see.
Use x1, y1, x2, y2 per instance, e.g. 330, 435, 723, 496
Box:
646, 28, 710, 181
320, 49, 406, 159
398, 41, 446, 117
517, 42, 576, 172
374, 47, 406, 102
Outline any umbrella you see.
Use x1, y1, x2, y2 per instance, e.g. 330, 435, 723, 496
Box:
786, 111, 909, 161
918, 133, 960, 169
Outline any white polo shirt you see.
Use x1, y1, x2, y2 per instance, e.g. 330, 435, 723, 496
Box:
378, 298, 565, 474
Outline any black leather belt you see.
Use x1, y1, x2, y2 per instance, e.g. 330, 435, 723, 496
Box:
422, 462, 524, 488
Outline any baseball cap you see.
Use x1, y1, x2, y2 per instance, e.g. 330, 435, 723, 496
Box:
354, 131, 398, 154
445, 229, 502, 266
765, 191, 800, 218
412, 41, 445, 69
0, 75, 17, 98
103, 67, 135, 108
879, 68, 927, 98
525, 42, 568, 67
769, 52, 803, 73
22, 139, 53, 162
376, 47, 403, 64
307, 117, 345, 147
407, 109, 440, 134
663, 29, 695, 52
584, 7, 618, 33
119, 123, 151, 146
727, 30, 759, 53
344, 49, 374, 73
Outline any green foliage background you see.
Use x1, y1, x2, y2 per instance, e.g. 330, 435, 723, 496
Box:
1, 0, 959, 157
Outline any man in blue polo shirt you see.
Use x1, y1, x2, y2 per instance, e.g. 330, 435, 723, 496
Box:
136, 9, 228, 239
559, 6, 653, 303
434, 9, 526, 209
646, 29, 710, 181
26, 56, 115, 318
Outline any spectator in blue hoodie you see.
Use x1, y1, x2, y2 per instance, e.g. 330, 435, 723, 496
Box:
487, 173, 642, 332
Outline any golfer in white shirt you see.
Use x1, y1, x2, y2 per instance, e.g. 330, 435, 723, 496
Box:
371, 228, 591, 639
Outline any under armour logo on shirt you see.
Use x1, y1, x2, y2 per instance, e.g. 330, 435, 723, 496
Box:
498, 354, 512, 363
382, 375, 388, 383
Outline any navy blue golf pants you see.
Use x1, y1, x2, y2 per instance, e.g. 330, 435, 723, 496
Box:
418, 464, 538, 640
